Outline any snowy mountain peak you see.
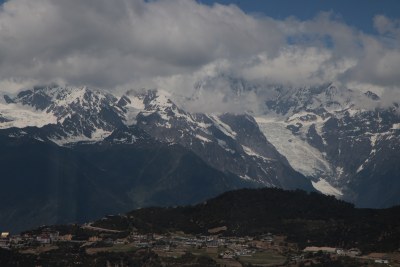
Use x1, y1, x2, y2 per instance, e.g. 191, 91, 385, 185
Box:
364, 90, 380, 101
119, 89, 180, 126
6, 84, 118, 114
2, 83, 400, 207
1, 85, 124, 144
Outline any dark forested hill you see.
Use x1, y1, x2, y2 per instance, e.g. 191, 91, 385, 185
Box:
94, 187, 400, 253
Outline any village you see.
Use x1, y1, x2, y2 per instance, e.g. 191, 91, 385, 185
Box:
1, 225, 399, 266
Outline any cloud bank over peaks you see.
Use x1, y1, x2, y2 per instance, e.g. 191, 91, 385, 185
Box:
0, 0, 399, 113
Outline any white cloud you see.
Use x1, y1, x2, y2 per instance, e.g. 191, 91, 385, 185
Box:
240, 47, 356, 87
0, 0, 284, 91
0, 0, 399, 109
374, 15, 400, 38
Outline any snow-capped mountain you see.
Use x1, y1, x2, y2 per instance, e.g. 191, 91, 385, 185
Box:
1, 83, 400, 208
2, 84, 124, 144
183, 74, 400, 207
257, 83, 400, 207
0, 84, 312, 232
119, 89, 311, 189
0, 85, 312, 190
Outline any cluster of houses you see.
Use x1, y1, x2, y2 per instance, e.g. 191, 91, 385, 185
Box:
219, 245, 255, 259
127, 232, 268, 252
0, 227, 277, 260
0, 229, 73, 249
2, 227, 397, 266
303, 246, 394, 264
303, 246, 361, 256
0, 232, 10, 249
5, 228, 394, 265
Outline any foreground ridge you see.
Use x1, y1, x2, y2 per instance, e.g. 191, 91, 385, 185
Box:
1, 187, 400, 266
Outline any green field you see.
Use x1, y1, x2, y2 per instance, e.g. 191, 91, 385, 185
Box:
187, 246, 222, 259
86, 243, 137, 254
239, 251, 286, 266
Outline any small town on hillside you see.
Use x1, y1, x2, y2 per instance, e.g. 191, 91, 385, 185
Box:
1, 224, 399, 266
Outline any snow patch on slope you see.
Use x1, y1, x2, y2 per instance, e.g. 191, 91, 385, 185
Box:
312, 178, 343, 197
392, 123, 400, 130
50, 128, 112, 146
0, 102, 57, 129
242, 145, 274, 162
195, 134, 212, 143
217, 139, 235, 154
153, 90, 173, 108
370, 134, 378, 147
123, 95, 145, 125
51, 86, 90, 107
209, 115, 237, 139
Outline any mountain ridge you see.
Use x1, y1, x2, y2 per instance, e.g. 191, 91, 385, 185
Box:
1, 83, 400, 211
1, 85, 312, 189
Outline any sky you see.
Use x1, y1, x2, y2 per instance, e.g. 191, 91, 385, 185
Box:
0, 0, 399, 109
200, 0, 400, 34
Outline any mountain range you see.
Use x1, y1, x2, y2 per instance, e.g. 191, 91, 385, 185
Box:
0, 82, 399, 232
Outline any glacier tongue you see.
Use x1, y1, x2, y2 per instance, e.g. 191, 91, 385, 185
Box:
255, 116, 346, 197
255, 117, 333, 179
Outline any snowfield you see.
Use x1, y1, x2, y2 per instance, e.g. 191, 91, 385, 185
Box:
255, 117, 333, 178
0, 102, 57, 129
255, 116, 346, 197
